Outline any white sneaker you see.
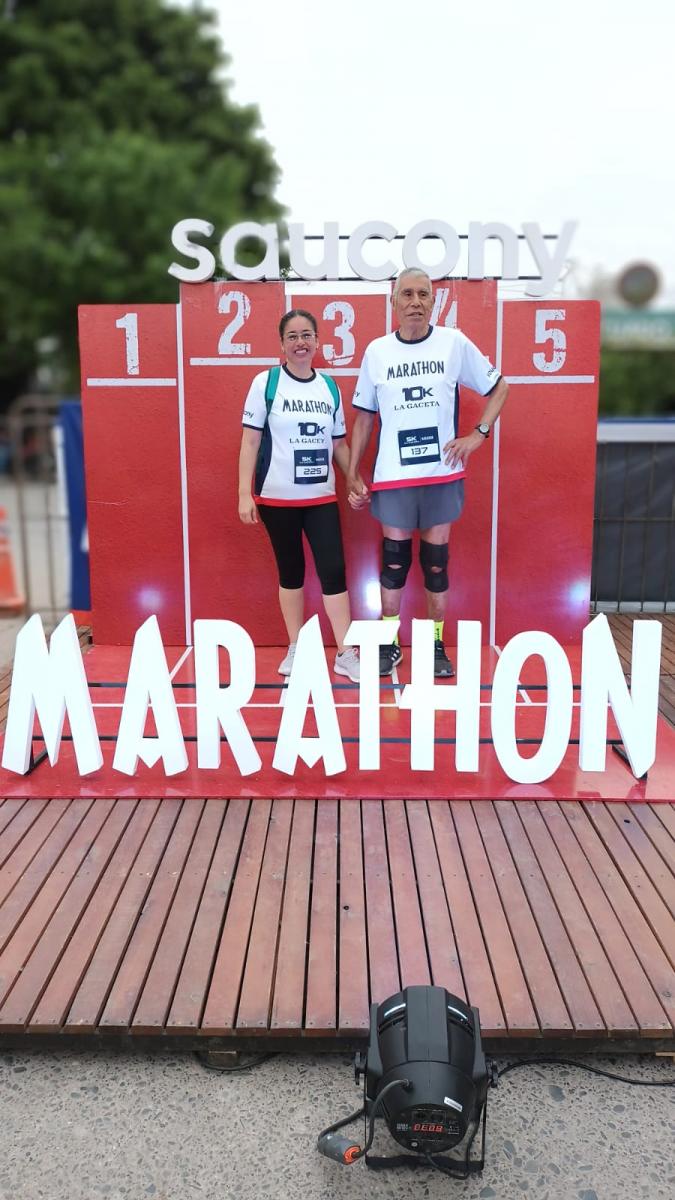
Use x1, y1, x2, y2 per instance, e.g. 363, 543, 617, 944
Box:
334, 647, 360, 683
278, 643, 297, 675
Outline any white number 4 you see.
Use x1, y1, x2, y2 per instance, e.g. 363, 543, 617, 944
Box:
533, 309, 566, 373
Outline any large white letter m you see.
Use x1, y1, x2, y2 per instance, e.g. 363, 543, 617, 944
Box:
1, 614, 102, 776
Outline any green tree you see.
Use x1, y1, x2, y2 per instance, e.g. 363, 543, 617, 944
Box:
0, 0, 284, 404
599, 349, 675, 418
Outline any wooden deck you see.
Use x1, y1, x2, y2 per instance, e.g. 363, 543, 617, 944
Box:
0, 616, 673, 1051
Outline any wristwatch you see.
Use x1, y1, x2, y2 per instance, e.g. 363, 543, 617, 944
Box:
475, 423, 490, 438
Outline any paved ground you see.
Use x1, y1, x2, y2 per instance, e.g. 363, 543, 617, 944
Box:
1, 1046, 673, 1200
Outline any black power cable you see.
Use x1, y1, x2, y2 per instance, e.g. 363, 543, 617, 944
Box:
497, 1055, 674, 1087
194, 1050, 275, 1074
317, 1078, 411, 1163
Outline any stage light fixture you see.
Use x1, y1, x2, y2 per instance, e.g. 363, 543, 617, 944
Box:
317, 985, 496, 1178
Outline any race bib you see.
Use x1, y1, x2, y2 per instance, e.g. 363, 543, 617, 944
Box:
398, 426, 441, 466
294, 448, 329, 484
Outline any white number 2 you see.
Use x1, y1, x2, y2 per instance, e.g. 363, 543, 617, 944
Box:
322, 301, 355, 367
533, 309, 566, 373
218, 291, 251, 356
115, 312, 139, 375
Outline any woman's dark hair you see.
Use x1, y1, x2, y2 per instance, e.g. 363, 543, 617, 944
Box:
279, 308, 318, 338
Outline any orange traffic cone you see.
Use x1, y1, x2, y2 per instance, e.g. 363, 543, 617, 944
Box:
0, 506, 25, 615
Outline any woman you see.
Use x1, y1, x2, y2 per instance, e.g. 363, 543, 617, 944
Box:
238, 308, 359, 682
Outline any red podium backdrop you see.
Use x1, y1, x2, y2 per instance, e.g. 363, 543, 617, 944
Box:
79, 284, 600, 647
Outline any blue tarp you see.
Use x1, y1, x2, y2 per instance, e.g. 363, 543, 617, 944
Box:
59, 401, 90, 610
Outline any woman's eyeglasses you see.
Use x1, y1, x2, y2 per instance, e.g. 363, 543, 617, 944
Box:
284, 331, 316, 343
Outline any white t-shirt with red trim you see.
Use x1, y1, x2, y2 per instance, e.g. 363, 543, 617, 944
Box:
242, 366, 346, 505
352, 326, 500, 490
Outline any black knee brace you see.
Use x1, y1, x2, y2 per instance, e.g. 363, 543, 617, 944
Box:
420, 540, 449, 592
381, 537, 413, 590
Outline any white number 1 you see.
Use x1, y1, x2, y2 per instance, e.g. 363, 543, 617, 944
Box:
115, 312, 140, 375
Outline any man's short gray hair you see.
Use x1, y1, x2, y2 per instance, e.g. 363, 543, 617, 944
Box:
391, 267, 434, 302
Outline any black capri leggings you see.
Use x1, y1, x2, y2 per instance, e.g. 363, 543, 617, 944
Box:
258, 501, 347, 595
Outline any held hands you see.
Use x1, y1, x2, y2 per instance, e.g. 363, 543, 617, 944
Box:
238, 494, 258, 524
347, 473, 370, 510
443, 429, 485, 470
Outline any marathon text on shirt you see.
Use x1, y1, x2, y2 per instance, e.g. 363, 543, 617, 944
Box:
168, 219, 577, 298
387, 360, 445, 380
281, 398, 334, 415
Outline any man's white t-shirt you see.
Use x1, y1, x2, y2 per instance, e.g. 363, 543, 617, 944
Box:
353, 325, 500, 489
242, 366, 346, 504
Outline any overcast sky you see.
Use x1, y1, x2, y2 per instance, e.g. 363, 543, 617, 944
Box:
182, 0, 674, 303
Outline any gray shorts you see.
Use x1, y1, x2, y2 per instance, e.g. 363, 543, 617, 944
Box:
370, 479, 465, 531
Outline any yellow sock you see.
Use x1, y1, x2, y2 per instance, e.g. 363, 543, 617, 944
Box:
382, 613, 400, 645
434, 620, 444, 643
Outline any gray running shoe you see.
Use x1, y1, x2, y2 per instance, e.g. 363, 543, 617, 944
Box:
334, 647, 360, 682
278, 643, 297, 675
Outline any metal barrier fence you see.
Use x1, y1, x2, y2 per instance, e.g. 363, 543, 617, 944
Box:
2, 394, 68, 621
2, 402, 674, 622
592, 421, 675, 613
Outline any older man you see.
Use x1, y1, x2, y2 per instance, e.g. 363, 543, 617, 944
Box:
347, 267, 508, 676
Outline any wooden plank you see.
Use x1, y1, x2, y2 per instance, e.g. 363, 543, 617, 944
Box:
166, 798, 250, 1032
538, 802, 670, 1035
494, 801, 605, 1035
645, 617, 675, 673
338, 800, 369, 1033
384, 801, 431, 989
131, 800, 227, 1032
429, 802, 506, 1036
0, 799, 81, 909
653, 804, 675, 841
0, 799, 29, 841
270, 800, 315, 1031
201, 799, 272, 1034
583, 802, 675, 967
560, 802, 675, 1031
472, 802, 572, 1035
0, 800, 138, 1030
64, 799, 182, 1032
98, 800, 205, 1031
405, 801, 465, 999
0, 799, 109, 1009
607, 617, 634, 668
628, 804, 675, 873
236, 799, 294, 1031
0, 799, 48, 869
304, 800, 338, 1035
0, 799, 92, 947
361, 801, 400, 1003
28, 800, 161, 1031
451, 802, 539, 1035
659, 683, 675, 728
516, 802, 638, 1034
608, 805, 675, 916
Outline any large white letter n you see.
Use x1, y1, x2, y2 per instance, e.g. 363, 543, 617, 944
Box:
2, 613, 102, 775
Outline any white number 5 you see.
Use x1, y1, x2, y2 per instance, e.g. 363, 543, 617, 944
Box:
533, 309, 566, 373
